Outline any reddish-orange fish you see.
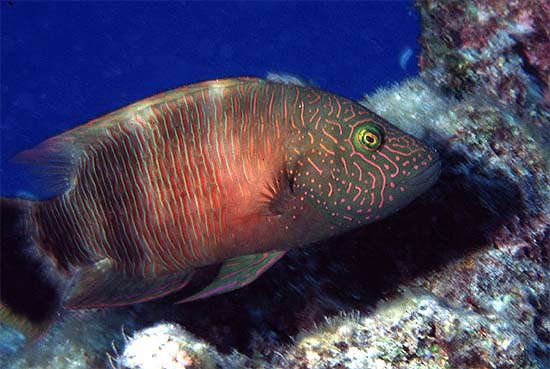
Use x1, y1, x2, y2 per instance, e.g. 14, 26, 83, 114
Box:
0, 77, 440, 339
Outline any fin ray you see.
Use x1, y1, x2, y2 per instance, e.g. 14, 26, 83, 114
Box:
177, 251, 285, 303
66, 259, 194, 309
12, 116, 127, 196
259, 165, 295, 216
12, 77, 264, 196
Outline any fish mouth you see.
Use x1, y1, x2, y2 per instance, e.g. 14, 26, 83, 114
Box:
403, 160, 442, 188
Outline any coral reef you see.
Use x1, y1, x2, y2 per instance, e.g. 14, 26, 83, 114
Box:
416, 0, 550, 137
115, 323, 247, 369
111, 292, 545, 369
1, 310, 139, 369
279, 294, 535, 369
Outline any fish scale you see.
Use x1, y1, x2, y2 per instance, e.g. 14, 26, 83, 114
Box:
0, 77, 441, 340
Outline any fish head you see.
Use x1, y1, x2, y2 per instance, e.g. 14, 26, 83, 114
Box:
291, 95, 441, 231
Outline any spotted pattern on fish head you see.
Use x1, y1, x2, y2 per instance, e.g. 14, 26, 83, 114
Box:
285, 86, 441, 231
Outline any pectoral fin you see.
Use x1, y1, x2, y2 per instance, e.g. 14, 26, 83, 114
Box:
176, 251, 286, 303
66, 259, 194, 309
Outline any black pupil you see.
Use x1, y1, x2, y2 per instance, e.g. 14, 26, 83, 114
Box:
365, 134, 375, 144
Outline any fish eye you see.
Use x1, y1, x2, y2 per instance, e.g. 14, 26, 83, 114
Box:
353, 124, 383, 151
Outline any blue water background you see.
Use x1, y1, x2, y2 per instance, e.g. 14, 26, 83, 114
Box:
1, 1, 419, 197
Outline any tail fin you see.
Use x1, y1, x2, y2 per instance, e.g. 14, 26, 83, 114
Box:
0, 197, 64, 342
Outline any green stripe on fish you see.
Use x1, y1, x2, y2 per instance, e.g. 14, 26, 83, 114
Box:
177, 251, 286, 303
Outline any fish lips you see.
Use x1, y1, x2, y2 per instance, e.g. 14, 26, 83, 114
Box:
387, 159, 442, 215
403, 159, 442, 189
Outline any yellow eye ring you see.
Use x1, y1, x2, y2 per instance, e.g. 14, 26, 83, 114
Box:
353, 124, 383, 151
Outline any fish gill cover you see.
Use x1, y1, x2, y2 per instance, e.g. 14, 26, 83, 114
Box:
1, 2, 549, 369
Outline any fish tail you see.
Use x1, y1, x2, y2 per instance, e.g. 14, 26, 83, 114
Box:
0, 197, 65, 342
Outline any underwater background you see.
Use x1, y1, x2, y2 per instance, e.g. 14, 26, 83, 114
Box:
1, 1, 549, 369
1, 2, 419, 196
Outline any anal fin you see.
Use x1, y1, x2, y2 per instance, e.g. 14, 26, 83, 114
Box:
176, 251, 285, 303
65, 259, 194, 309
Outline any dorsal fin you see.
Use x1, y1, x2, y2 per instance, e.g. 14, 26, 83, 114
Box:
266, 72, 316, 87
13, 115, 131, 196
12, 78, 261, 197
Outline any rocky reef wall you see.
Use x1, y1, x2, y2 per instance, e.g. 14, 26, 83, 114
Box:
2, 1, 549, 368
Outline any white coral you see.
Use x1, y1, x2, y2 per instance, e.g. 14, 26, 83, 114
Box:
117, 323, 214, 369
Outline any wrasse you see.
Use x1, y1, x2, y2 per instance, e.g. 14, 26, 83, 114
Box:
0, 77, 440, 340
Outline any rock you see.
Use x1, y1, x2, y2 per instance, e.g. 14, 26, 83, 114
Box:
276, 294, 534, 369
115, 323, 247, 369
416, 0, 550, 137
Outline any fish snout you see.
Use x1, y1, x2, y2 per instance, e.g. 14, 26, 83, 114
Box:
403, 148, 441, 189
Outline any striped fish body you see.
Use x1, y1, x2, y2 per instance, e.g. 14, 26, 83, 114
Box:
33, 78, 334, 274
1, 77, 440, 338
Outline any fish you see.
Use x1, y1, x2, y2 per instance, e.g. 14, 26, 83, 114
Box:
0, 77, 441, 340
